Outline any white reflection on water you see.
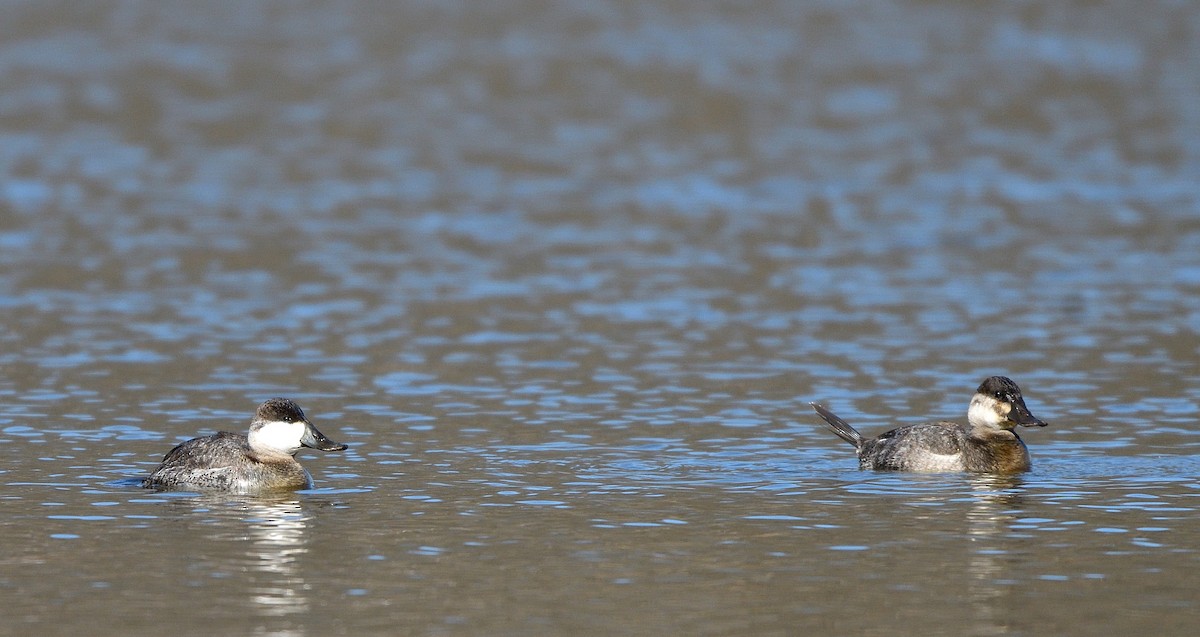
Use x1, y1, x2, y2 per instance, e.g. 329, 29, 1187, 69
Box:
243, 499, 311, 622
964, 475, 1026, 637
179, 495, 313, 636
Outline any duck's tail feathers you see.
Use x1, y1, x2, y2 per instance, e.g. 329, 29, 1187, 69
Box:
810, 402, 864, 448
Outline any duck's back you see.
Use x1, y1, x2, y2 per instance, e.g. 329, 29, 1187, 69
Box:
142, 431, 311, 492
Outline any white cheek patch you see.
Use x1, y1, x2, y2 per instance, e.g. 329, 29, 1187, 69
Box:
250, 420, 305, 454
967, 397, 1005, 428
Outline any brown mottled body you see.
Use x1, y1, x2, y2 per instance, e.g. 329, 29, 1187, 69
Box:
142, 398, 348, 493
143, 431, 315, 492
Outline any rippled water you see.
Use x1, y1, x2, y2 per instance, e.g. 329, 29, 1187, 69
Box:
2, 1, 1199, 635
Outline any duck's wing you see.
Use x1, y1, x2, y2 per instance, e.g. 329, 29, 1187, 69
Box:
862, 422, 966, 471
144, 433, 252, 489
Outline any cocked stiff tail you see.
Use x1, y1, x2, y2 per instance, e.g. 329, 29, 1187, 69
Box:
810, 403, 864, 448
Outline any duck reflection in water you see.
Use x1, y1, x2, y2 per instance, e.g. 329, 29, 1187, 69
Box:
169, 495, 315, 631
965, 474, 1029, 636
811, 376, 1048, 473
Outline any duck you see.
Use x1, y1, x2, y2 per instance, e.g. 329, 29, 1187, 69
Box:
810, 376, 1047, 473
142, 397, 348, 493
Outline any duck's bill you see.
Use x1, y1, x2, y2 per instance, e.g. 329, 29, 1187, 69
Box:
1009, 402, 1048, 428
301, 423, 350, 451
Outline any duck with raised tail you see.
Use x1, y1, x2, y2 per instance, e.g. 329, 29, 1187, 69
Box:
810, 376, 1047, 473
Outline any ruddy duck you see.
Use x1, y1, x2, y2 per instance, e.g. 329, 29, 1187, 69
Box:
142, 398, 348, 493
810, 376, 1047, 473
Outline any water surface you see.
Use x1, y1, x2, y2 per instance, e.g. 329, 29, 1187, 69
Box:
2, 1, 1199, 635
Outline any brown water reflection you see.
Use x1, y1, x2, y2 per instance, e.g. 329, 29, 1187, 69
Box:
2, 0, 1200, 635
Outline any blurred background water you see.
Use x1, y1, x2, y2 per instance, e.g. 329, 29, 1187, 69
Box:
1, 1, 1198, 635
